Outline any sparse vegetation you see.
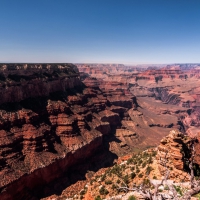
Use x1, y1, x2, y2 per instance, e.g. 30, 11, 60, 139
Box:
116, 179, 121, 184
74, 149, 157, 199
123, 174, 129, 184
99, 186, 109, 195
146, 166, 153, 175
194, 192, 200, 200
173, 185, 183, 196
131, 172, 136, 179
128, 195, 136, 200
95, 196, 102, 200
136, 169, 140, 173
138, 173, 143, 178
105, 180, 112, 185
80, 190, 86, 195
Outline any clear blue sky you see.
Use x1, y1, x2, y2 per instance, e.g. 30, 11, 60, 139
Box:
0, 0, 200, 64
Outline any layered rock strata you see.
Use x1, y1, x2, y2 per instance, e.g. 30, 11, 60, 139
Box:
2, 63, 200, 199
156, 130, 200, 181
78, 65, 189, 152
0, 63, 80, 104
0, 63, 140, 200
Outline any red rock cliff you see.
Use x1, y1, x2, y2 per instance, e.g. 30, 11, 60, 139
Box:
0, 63, 139, 200
0, 63, 81, 104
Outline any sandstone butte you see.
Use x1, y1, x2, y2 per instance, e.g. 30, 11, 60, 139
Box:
0, 63, 200, 199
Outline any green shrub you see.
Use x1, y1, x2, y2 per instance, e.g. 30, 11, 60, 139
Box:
152, 151, 157, 157
194, 192, 200, 200
131, 172, 136, 179
80, 190, 86, 195
127, 158, 133, 164
101, 174, 106, 181
164, 185, 169, 190
173, 185, 183, 196
142, 152, 148, 157
143, 178, 150, 186
142, 161, 147, 168
105, 180, 112, 185
131, 166, 135, 171
123, 175, 129, 184
95, 196, 102, 200
116, 179, 121, 184
146, 166, 153, 175
99, 186, 109, 195
111, 184, 117, 190
147, 156, 153, 164
108, 172, 112, 177
138, 159, 143, 165
138, 173, 143, 178
110, 165, 122, 176
128, 195, 136, 200
136, 169, 140, 173
121, 164, 126, 169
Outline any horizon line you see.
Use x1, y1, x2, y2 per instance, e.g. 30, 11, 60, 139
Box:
0, 62, 200, 65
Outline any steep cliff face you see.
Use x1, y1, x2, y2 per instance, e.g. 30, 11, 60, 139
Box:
0, 63, 80, 104
78, 65, 189, 153
77, 64, 200, 142
0, 64, 140, 200
148, 84, 200, 135
156, 130, 200, 181
2, 63, 200, 199
0, 64, 89, 199
129, 65, 200, 137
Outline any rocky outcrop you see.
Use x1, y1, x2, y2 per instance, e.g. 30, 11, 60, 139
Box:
156, 129, 200, 184
156, 130, 195, 181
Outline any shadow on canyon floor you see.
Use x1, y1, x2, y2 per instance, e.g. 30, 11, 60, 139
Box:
37, 135, 118, 199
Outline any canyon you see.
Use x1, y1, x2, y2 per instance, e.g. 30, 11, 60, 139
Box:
0, 63, 200, 199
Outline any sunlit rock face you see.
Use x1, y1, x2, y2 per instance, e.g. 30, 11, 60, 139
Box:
0, 63, 140, 200
78, 64, 200, 147
2, 63, 200, 199
156, 130, 200, 182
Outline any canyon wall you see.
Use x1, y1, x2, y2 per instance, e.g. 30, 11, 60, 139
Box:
1, 63, 200, 199
0, 63, 80, 104
0, 63, 140, 200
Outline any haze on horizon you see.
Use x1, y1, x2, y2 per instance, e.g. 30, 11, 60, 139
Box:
0, 0, 200, 64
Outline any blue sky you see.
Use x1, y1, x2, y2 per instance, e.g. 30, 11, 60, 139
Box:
0, 0, 200, 64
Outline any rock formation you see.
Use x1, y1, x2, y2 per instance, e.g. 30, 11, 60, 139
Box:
0, 63, 80, 104
157, 130, 189, 181
156, 129, 200, 182
0, 63, 141, 200
1, 63, 200, 199
78, 64, 193, 151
